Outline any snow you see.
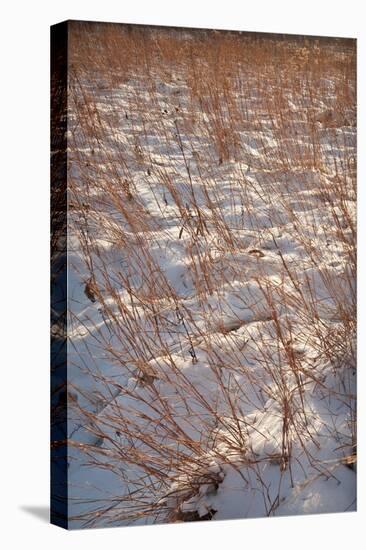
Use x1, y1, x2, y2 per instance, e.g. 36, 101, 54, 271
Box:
63, 23, 356, 528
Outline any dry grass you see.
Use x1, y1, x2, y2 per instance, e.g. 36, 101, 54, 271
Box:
63, 22, 356, 527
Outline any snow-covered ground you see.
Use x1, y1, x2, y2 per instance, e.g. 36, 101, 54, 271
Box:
64, 23, 356, 528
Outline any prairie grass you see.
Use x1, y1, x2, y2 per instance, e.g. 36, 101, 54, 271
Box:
64, 22, 356, 527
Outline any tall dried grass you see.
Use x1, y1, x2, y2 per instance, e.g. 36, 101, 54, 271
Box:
64, 22, 356, 527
